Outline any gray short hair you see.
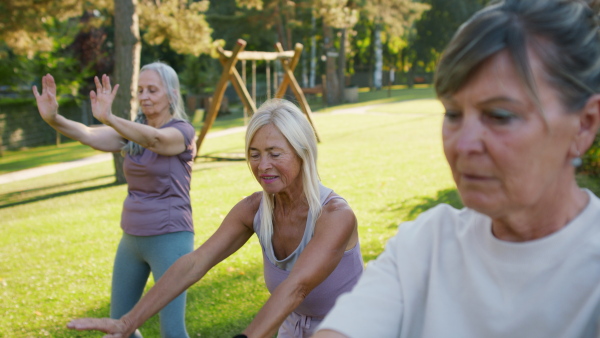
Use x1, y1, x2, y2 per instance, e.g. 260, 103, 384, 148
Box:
122, 61, 188, 156
245, 99, 321, 248
435, 0, 600, 111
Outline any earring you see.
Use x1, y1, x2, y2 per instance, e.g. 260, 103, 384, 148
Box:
572, 150, 582, 167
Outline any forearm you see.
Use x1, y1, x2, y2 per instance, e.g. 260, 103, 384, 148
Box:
45, 114, 122, 151
105, 114, 160, 149
244, 281, 307, 337
45, 114, 94, 143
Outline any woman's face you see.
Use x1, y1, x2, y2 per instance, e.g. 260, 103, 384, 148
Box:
441, 49, 581, 219
248, 124, 303, 195
138, 70, 171, 118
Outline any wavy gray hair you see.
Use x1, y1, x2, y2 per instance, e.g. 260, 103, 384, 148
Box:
122, 62, 188, 156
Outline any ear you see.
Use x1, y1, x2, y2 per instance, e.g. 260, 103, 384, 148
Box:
573, 94, 600, 155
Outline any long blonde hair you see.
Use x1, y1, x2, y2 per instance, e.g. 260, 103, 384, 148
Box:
245, 99, 321, 248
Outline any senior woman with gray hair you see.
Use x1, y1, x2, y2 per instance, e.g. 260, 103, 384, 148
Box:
34, 62, 196, 338
315, 0, 600, 337
67, 98, 363, 337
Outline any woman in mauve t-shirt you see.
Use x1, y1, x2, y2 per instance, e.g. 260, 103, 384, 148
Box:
33, 62, 196, 338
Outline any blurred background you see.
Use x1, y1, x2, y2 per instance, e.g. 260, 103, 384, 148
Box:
0, 0, 488, 152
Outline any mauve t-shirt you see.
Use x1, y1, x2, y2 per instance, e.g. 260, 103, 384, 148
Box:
120, 119, 196, 236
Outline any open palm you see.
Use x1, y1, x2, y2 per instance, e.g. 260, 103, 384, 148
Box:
67, 317, 133, 338
90, 74, 120, 125
32, 74, 59, 123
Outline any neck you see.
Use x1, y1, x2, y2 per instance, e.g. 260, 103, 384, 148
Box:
491, 183, 588, 242
274, 186, 308, 216
146, 112, 172, 128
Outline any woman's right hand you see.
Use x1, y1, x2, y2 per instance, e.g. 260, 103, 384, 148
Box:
32, 74, 59, 123
67, 317, 135, 338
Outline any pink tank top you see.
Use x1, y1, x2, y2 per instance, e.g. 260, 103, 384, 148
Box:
254, 184, 364, 317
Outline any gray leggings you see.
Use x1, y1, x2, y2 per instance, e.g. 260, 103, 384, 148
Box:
111, 231, 194, 338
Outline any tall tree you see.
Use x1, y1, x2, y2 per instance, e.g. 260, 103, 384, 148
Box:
361, 0, 429, 89
315, 0, 358, 104
406, 0, 486, 79
112, 0, 141, 183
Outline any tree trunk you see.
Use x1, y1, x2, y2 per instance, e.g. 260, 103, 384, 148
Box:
373, 23, 383, 90
323, 22, 339, 106
112, 0, 141, 184
337, 28, 346, 102
275, 2, 287, 49
309, 12, 316, 88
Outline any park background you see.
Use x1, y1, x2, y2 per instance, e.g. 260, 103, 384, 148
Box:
2, 0, 600, 337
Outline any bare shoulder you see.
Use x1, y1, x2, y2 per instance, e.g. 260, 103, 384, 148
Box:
319, 193, 357, 229
240, 191, 262, 210
322, 193, 354, 216
315, 192, 358, 249
230, 191, 263, 229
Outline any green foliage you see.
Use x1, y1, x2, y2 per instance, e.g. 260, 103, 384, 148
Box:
581, 133, 600, 177
406, 0, 488, 71
139, 0, 213, 57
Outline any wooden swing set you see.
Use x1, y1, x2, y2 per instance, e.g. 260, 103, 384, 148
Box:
195, 39, 320, 159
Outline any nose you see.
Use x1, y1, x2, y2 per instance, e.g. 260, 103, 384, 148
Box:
447, 113, 485, 155
258, 156, 272, 172
138, 90, 148, 100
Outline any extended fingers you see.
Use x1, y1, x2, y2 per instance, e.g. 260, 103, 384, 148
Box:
102, 74, 112, 93
44, 74, 56, 95
111, 84, 120, 97
67, 318, 109, 331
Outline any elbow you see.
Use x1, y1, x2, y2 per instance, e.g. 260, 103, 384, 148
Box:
288, 281, 311, 306
141, 137, 161, 152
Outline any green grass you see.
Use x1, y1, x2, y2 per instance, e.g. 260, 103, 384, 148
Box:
2, 89, 600, 337
0, 86, 435, 176
0, 141, 103, 175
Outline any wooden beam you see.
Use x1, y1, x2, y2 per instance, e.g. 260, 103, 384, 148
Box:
195, 39, 246, 157
221, 50, 295, 61
274, 43, 321, 142
274, 43, 303, 98
219, 56, 257, 116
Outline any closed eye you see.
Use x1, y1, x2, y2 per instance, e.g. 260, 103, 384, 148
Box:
444, 110, 462, 122
484, 108, 518, 125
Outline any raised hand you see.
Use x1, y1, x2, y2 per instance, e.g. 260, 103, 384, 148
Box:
32, 74, 59, 123
67, 317, 135, 338
90, 74, 119, 126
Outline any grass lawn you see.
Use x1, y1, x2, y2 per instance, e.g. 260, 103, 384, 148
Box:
2, 88, 599, 337
0, 86, 435, 176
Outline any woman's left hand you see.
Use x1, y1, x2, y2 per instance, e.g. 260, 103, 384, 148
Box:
90, 74, 119, 126
67, 317, 134, 337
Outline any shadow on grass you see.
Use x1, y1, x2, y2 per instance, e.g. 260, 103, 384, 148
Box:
1, 160, 251, 209
0, 181, 121, 209
402, 187, 463, 222
360, 188, 463, 263
41, 261, 266, 337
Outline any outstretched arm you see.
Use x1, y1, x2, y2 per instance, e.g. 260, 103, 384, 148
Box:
67, 194, 259, 336
90, 75, 187, 156
243, 197, 359, 337
32, 74, 124, 152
